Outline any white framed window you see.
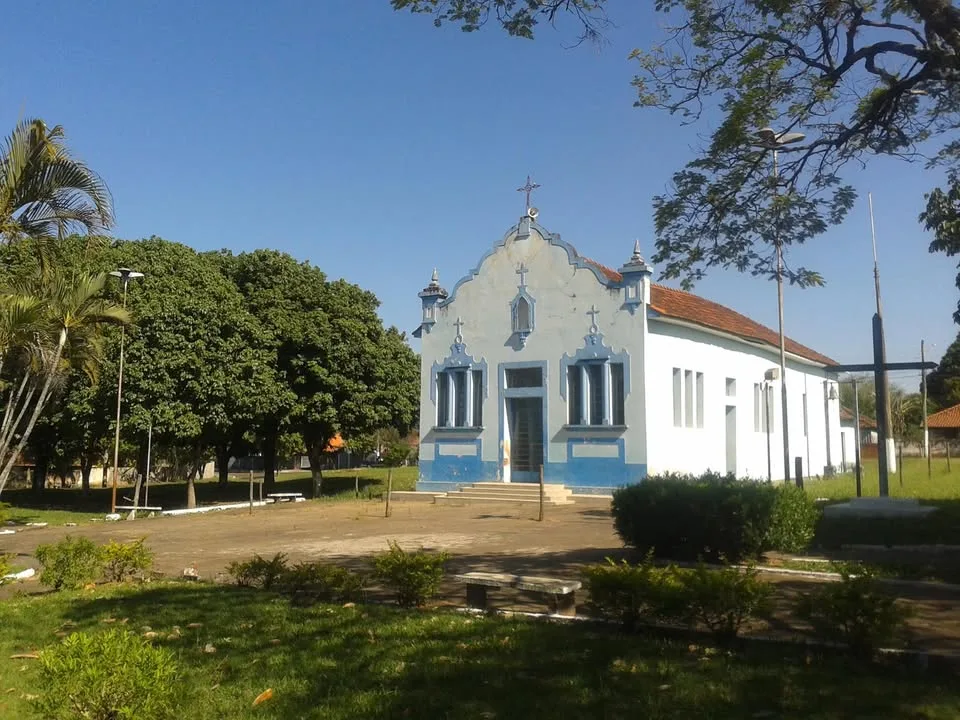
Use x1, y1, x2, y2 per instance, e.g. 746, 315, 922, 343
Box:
566, 360, 626, 426
436, 368, 484, 428
674, 367, 704, 429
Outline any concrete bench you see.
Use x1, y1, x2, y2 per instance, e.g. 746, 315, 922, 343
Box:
453, 571, 582, 617
266, 493, 305, 503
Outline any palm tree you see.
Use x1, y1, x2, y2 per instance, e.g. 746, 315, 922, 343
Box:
0, 118, 113, 245
0, 269, 129, 496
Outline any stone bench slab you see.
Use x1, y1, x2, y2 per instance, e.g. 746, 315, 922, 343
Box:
453, 572, 581, 595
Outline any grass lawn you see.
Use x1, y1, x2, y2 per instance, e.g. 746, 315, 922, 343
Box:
0, 466, 418, 522
0, 582, 957, 719
804, 456, 960, 500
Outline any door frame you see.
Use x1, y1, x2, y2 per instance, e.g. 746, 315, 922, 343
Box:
499, 361, 548, 483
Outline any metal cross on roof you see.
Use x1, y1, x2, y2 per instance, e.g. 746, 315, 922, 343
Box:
454, 316, 464, 343
517, 175, 541, 211
516, 262, 528, 288
587, 304, 600, 334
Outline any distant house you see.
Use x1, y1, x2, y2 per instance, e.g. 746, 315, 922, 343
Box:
838, 406, 877, 469
927, 403, 960, 447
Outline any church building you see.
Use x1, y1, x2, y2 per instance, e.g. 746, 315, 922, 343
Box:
414, 204, 842, 496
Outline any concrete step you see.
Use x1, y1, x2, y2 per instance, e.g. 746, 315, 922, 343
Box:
434, 494, 573, 506
454, 490, 570, 502
457, 485, 571, 497
468, 483, 571, 496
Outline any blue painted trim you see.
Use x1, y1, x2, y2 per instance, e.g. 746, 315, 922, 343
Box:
440, 219, 622, 308
429, 340, 488, 406
419, 439, 497, 487
498, 360, 549, 483
559, 333, 631, 412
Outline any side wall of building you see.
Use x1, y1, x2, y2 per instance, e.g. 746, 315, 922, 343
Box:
644, 320, 842, 482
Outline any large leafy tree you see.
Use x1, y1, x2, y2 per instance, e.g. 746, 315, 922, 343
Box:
105, 238, 279, 508
396, 0, 960, 288
0, 118, 113, 244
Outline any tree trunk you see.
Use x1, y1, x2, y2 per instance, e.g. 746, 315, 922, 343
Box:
0, 331, 66, 496
262, 429, 277, 491
80, 457, 92, 496
32, 454, 48, 495
186, 474, 197, 509
308, 443, 325, 498
216, 445, 230, 488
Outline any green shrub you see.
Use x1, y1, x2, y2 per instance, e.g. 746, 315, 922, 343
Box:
767, 485, 820, 553
35, 629, 181, 720
612, 473, 817, 562
101, 537, 154, 583
0, 501, 9, 524
226, 552, 288, 590
279, 561, 366, 602
382, 442, 412, 467
0, 553, 11, 583
373, 541, 448, 607
795, 566, 907, 658
676, 562, 773, 643
582, 553, 683, 629
35, 536, 103, 590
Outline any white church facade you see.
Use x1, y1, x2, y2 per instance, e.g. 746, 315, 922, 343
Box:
414, 211, 843, 495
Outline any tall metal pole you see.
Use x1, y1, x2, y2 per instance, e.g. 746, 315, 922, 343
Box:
765, 381, 772, 483
853, 378, 863, 498
869, 194, 893, 496
922, 339, 931, 479
110, 278, 129, 514
773, 149, 792, 485
144, 419, 152, 509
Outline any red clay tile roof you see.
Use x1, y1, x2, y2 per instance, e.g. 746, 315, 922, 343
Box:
579, 256, 835, 366
927, 403, 960, 429
840, 407, 877, 429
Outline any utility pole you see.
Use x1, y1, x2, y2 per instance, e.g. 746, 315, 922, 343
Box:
853, 378, 863, 498
922, 339, 931, 480
869, 194, 894, 496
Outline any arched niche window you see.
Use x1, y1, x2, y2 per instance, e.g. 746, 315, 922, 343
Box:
514, 296, 531, 333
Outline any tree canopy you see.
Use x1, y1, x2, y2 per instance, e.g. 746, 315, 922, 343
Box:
395, 1, 960, 290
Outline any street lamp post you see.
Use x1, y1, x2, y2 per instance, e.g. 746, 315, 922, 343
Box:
108, 268, 144, 514
752, 127, 805, 486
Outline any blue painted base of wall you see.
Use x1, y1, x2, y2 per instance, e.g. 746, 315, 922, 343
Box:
417, 458, 499, 493
544, 462, 647, 490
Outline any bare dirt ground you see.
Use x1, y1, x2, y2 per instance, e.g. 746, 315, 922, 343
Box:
4, 497, 960, 655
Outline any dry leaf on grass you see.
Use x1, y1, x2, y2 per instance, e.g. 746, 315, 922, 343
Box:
9, 654, 38, 660
252, 688, 274, 707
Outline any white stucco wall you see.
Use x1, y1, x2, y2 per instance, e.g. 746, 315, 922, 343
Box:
418, 220, 647, 481
644, 320, 842, 481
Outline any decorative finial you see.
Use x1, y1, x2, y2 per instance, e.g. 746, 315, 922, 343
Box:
454, 316, 464, 344
631, 239, 644, 264
429, 268, 439, 287
516, 175, 541, 212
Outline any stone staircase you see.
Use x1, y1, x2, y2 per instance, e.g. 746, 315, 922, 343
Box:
433, 482, 574, 506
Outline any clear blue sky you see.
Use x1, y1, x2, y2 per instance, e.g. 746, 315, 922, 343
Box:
2, 0, 954, 389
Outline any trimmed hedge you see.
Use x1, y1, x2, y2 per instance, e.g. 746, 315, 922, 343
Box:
612, 472, 819, 562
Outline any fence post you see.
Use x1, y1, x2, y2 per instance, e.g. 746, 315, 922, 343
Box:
385, 468, 393, 518
249, 467, 254, 515
355, 471, 360, 499
538, 465, 544, 522
898, 444, 904, 488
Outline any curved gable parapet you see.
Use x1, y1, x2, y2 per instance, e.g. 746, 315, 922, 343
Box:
439, 219, 621, 308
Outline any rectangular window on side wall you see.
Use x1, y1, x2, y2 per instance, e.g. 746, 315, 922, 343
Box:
673, 368, 682, 427
802, 393, 808, 437
696, 372, 704, 428
610, 363, 625, 426
684, 370, 694, 428
764, 385, 774, 433
437, 371, 450, 427
472, 369, 483, 426
726, 378, 736, 397
753, 383, 761, 432
567, 366, 583, 425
